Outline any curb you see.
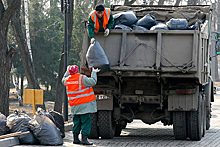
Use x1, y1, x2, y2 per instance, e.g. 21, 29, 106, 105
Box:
64, 122, 73, 132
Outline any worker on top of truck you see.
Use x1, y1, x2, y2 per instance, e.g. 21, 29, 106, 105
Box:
88, 4, 114, 44
62, 65, 100, 145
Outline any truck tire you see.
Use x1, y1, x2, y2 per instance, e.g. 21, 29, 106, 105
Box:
122, 122, 127, 129
206, 103, 211, 130
114, 124, 123, 137
173, 111, 187, 140
98, 110, 114, 139
204, 80, 211, 130
203, 95, 206, 137
187, 92, 203, 141
88, 113, 99, 139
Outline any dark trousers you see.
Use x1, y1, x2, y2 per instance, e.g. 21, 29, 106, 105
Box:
72, 113, 91, 136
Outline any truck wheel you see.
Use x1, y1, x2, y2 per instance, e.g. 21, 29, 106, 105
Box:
206, 103, 211, 130
98, 110, 115, 139
122, 122, 127, 129
173, 111, 187, 140
187, 92, 203, 141
114, 124, 123, 137
203, 95, 206, 137
88, 113, 99, 139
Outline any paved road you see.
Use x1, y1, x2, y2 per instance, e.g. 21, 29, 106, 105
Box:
15, 92, 220, 147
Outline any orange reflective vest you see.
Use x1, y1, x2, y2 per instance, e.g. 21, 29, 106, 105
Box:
90, 8, 111, 33
64, 74, 95, 107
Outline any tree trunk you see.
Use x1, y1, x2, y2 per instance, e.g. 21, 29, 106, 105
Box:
158, 0, 165, 5
11, 65, 23, 106
54, 0, 74, 114
20, 73, 24, 106
0, 0, 20, 116
175, 0, 181, 6
10, 1, 45, 109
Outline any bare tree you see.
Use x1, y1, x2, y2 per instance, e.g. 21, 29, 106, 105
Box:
10, 1, 45, 109
0, 0, 20, 116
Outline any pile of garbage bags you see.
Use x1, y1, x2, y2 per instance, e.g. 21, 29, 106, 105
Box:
29, 109, 63, 145
112, 11, 203, 31
0, 109, 64, 146
0, 113, 8, 136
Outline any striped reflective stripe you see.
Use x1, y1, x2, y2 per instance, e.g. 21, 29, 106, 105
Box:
79, 75, 82, 90
67, 87, 90, 94
91, 13, 97, 28
68, 92, 94, 100
106, 8, 110, 20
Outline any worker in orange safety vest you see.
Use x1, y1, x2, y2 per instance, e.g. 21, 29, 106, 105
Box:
88, 4, 114, 44
62, 65, 100, 145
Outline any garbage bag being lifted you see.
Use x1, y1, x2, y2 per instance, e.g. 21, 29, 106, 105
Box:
7, 111, 38, 144
29, 111, 63, 146
0, 112, 8, 136
136, 14, 158, 29
166, 18, 189, 30
86, 40, 110, 74
113, 11, 137, 26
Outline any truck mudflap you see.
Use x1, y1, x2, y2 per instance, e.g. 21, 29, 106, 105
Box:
168, 86, 199, 111
96, 94, 113, 110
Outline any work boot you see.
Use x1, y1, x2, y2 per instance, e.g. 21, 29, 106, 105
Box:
81, 134, 93, 145
73, 133, 81, 144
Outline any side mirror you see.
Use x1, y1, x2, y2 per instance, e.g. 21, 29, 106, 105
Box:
216, 41, 220, 55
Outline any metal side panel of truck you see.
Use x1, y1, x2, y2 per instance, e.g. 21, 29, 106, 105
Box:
80, 5, 214, 140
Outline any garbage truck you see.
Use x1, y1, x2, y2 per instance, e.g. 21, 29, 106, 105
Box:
80, 5, 214, 141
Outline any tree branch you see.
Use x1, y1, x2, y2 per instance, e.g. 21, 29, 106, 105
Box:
0, 0, 5, 19
3, 0, 20, 26
124, 0, 136, 5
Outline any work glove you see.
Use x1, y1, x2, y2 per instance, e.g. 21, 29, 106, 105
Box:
104, 28, 109, 37
92, 67, 101, 73
90, 38, 95, 44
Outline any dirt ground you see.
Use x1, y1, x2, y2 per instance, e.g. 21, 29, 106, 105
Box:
215, 82, 220, 87
9, 88, 72, 123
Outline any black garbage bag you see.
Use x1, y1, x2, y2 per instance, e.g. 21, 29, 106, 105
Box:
45, 110, 65, 138
114, 24, 132, 30
136, 14, 158, 29
86, 40, 110, 74
132, 25, 148, 31
29, 113, 63, 146
0, 113, 8, 136
113, 11, 137, 26
150, 23, 168, 30
7, 111, 38, 144
166, 18, 189, 30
